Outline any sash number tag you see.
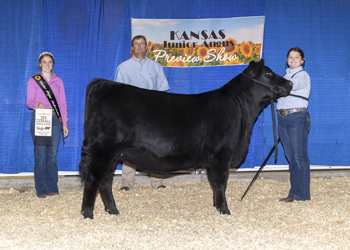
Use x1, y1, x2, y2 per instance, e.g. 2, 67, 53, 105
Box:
35, 109, 52, 137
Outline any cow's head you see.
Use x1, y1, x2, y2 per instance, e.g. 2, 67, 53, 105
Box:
242, 59, 292, 98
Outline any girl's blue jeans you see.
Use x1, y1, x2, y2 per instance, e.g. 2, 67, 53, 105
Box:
278, 110, 311, 201
30, 110, 61, 197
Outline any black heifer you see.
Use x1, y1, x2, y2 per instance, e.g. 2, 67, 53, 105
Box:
79, 60, 292, 219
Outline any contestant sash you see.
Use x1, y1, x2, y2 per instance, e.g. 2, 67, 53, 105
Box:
32, 74, 65, 145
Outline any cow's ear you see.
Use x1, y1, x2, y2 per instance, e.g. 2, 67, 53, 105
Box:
244, 59, 264, 78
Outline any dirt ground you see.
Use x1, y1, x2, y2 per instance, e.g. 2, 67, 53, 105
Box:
0, 177, 349, 249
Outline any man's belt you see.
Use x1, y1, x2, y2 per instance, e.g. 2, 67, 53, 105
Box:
277, 108, 306, 117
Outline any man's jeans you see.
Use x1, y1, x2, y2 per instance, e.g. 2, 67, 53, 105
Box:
30, 111, 61, 197
278, 110, 311, 200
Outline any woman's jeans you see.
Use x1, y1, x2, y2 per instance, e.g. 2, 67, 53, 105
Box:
30, 111, 61, 197
278, 110, 311, 200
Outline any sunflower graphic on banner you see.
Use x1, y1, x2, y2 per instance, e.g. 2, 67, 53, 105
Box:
131, 16, 265, 67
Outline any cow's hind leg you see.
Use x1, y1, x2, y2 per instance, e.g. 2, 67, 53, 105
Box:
206, 168, 217, 207
206, 166, 230, 214
81, 173, 101, 219
81, 156, 115, 219
99, 159, 119, 216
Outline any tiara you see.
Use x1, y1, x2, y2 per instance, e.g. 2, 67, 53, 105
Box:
39, 52, 54, 58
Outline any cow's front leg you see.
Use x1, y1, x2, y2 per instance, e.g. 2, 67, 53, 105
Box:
81, 174, 101, 219
206, 153, 231, 214
99, 166, 119, 216
208, 172, 230, 214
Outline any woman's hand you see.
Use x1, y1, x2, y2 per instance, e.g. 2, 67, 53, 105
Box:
63, 126, 69, 138
37, 103, 45, 109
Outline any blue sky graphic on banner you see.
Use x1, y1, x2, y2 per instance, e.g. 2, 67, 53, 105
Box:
131, 16, 265, 67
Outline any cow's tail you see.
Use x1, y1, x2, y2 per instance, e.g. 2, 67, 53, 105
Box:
78, 141, 90, 183
79, 80, 100, 183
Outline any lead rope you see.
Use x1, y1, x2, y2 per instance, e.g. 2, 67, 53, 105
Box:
240, 99, 279, 201
271, 99, 278, 162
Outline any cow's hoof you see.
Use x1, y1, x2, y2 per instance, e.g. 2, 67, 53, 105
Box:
81, 209, 94, 219
220, 210, 231, 215
217, 207, 231, 215
105, 208, 120, 216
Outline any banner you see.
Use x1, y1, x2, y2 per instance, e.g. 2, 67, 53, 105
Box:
131, 16, 265, 67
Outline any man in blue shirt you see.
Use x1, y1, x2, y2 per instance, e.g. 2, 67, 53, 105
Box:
115, 35, 170, 191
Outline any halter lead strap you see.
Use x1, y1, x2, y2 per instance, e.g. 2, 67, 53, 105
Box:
240, 72, 278, 92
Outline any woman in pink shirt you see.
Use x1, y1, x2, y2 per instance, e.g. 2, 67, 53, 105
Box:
26, 52, 68, 198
